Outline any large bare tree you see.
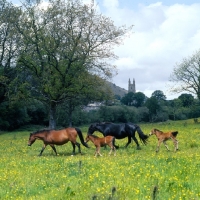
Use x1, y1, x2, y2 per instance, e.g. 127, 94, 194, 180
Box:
169, 49, 200, 99
16, 0, 132, 128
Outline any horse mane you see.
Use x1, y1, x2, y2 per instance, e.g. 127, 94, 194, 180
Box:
155, 128, 163, 133
31, 129, 50, 135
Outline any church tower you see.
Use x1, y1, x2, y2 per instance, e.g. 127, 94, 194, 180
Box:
128, 78, 136, 93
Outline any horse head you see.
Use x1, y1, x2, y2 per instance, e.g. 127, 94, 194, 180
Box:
149, 128, 160, 136
28, 133, 36, 146
85, 134, 90, 143
88, 123, 100, 134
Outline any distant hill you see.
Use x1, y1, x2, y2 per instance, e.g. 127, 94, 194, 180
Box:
107, 82, 128, 98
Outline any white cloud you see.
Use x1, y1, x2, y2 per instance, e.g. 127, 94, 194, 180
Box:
103, 0, 119, 8
99, 2, 200, 99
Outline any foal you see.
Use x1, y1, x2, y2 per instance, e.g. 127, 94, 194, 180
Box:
149, 128, 178, 152
85, 134, 116, 157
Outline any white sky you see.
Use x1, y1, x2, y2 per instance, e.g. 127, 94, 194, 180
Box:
95, 0, 200, 99
10, 0, 200, 99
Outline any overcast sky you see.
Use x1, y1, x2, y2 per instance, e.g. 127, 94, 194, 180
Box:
94, 0, 200, 100
10, 0, 200, 99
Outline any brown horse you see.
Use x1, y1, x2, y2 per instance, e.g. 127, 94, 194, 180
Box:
149, 128, 178, 153
85, 134, 116, 157
28, 127, 89, 156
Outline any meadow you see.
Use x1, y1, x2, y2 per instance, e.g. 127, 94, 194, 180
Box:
0, 119, 200, 200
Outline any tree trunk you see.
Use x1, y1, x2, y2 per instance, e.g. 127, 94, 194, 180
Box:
49, 101, 57, 129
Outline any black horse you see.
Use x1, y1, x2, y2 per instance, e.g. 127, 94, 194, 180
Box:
88, 122, 148, 149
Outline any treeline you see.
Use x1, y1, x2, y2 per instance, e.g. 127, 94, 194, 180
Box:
1, 89, 200, 130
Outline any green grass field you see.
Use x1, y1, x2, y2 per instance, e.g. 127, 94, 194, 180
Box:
0, 119, 200, 200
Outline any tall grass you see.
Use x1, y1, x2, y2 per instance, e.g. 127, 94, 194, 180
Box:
0, 119, 200, 199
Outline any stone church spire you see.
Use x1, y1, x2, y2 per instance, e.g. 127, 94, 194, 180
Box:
128, 78, 136, 93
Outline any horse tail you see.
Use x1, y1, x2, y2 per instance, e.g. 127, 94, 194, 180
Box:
172, 131, 178, 137
112, 137, 119, 149
135, 125, 148, 145
75, 127, 89, 148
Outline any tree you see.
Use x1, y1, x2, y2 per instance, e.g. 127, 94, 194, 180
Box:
178, 93, 194, 107
133, 92, 146, 107
16, 0, 132, 129
151, 90, 166, 101
0, 0, 24, 130
168, 98, 182, 120
145, 97, 160, 122
120, 92, 146, 107
169, 49, 200, 99
121, 92, 134, 106
0, 0, 21, 102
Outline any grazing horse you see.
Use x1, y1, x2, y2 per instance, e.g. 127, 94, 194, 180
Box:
87, 122, 148, 149
28, 127, 89, 156
149, 128, 179, 153
85, 134, 116, 157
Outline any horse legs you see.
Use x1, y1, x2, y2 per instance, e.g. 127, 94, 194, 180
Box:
94, 146, 98, 156
75, 142, 81, 154
132, 136, 141, 150
70, 141, 81, 155
108, 144, 113, 156
49, 144, 58, 155
163, 141, 170, 151
95, 146, 102, 157
71, 142, 76, 155
156, 141, 162, 153
39, 144, 47, 156
125, 136, 132, 148
176, 140, 179, 151
108, 145, 116, 156
173, 139, 179, 152
113, 147, 116, 156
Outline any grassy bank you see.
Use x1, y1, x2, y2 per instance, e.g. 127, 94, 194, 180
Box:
0, 120, 200, 199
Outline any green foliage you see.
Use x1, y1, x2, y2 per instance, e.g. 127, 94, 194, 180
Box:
120, 92, 134, 105
178, 93, 194, 107
120, 92, 146, 107
98, 105, 138, 123
26, 100, 48, 125
0, 120, 200, 199
0, 101, 30, 130
136, 106, 149, 122
13, 0, 131, 128
151, 90, 166, 101
190, 104, 200, 118
145, 97, 159, 119
0, 98, 48, 130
